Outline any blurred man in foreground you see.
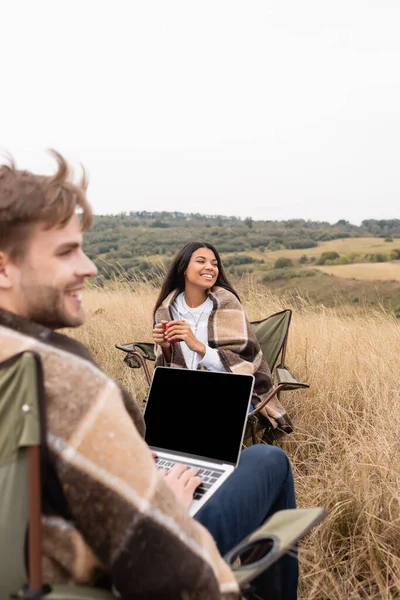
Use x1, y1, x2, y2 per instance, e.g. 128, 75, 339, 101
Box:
0, 151, 297, 599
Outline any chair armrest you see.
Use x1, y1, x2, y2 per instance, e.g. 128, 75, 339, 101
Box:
115, 342, 156, 362
248, 367, 309, 417
275, 366, 309, 391
225, 507, 326, 590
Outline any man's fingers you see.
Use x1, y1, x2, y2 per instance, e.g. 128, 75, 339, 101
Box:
177, 466, 200, 486
167, 463, 188, 479
159, 464, 202, 510
165, 464, 201, 487
185, 475, 202, 496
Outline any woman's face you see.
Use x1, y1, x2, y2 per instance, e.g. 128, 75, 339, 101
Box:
184, 247, 219, 292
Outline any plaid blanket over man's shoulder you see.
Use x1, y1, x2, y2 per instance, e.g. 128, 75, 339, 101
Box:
155, 286, 293, 434
0, 309, 240, 600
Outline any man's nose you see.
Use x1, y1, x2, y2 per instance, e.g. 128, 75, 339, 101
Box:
77, 252, 98, 278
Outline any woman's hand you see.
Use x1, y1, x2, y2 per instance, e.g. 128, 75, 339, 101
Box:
152, 320, 170, 348
165, 320, 206, 356
158, 463, 202, 510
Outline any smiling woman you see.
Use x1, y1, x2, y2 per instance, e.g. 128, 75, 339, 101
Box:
152, 242, 283, 422
153, 242, 240, 370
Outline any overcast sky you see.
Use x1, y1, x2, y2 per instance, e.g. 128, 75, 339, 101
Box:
1, 1, 400, 224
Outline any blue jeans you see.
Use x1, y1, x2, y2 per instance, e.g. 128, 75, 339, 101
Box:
195, 445, 298, 599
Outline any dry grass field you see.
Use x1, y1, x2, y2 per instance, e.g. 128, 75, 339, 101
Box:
316, 262, 400, 281
67, 280, 400, 599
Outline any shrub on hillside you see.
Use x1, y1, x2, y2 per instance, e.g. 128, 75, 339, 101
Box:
325, 256, 350, 266
267, 241, 281, 251
314, 232, 335, 242
347, 251, 363, 263
316, 251, 340, 265
224, 254, 255, 267
285, 238, 318, 249
262, 268, 317, 282
274, 257, 293, 269
150, 220, 170, 228
365, 252, 387, 263
234, 265, 254, 275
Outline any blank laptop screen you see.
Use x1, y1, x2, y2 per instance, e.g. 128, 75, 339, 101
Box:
144, 367, 254, 465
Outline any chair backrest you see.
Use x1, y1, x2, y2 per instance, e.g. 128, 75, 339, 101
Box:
0, 352, 43, 599
251, 309, 292, 371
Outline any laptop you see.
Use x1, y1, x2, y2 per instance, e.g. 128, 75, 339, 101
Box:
144, 366, 255, 516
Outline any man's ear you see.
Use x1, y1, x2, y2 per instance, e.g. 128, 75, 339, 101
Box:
0, 252, 14, 290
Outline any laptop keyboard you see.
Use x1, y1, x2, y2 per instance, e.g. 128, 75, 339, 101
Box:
155, 458, 225, 500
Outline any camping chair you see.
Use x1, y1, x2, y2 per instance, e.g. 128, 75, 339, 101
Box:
246, 309, 309, 444
116, 309, 309, 445
1, 350, 325, 600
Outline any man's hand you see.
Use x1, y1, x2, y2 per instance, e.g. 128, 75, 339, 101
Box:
164, 320, 206, 356
158, 463, 202, 510
152, 321, 170, 349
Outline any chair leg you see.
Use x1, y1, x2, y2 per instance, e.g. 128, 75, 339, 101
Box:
129, 352, 152, 386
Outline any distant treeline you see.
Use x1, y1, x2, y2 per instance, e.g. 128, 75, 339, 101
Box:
84, 211, 400, 279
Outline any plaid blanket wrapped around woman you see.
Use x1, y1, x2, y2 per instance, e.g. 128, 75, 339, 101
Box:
155, 286, 294, 435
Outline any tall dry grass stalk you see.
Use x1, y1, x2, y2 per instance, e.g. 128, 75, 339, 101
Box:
67, 278, 400, 599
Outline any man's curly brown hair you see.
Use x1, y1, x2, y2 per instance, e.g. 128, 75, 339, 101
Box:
0, 150, 93, 260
